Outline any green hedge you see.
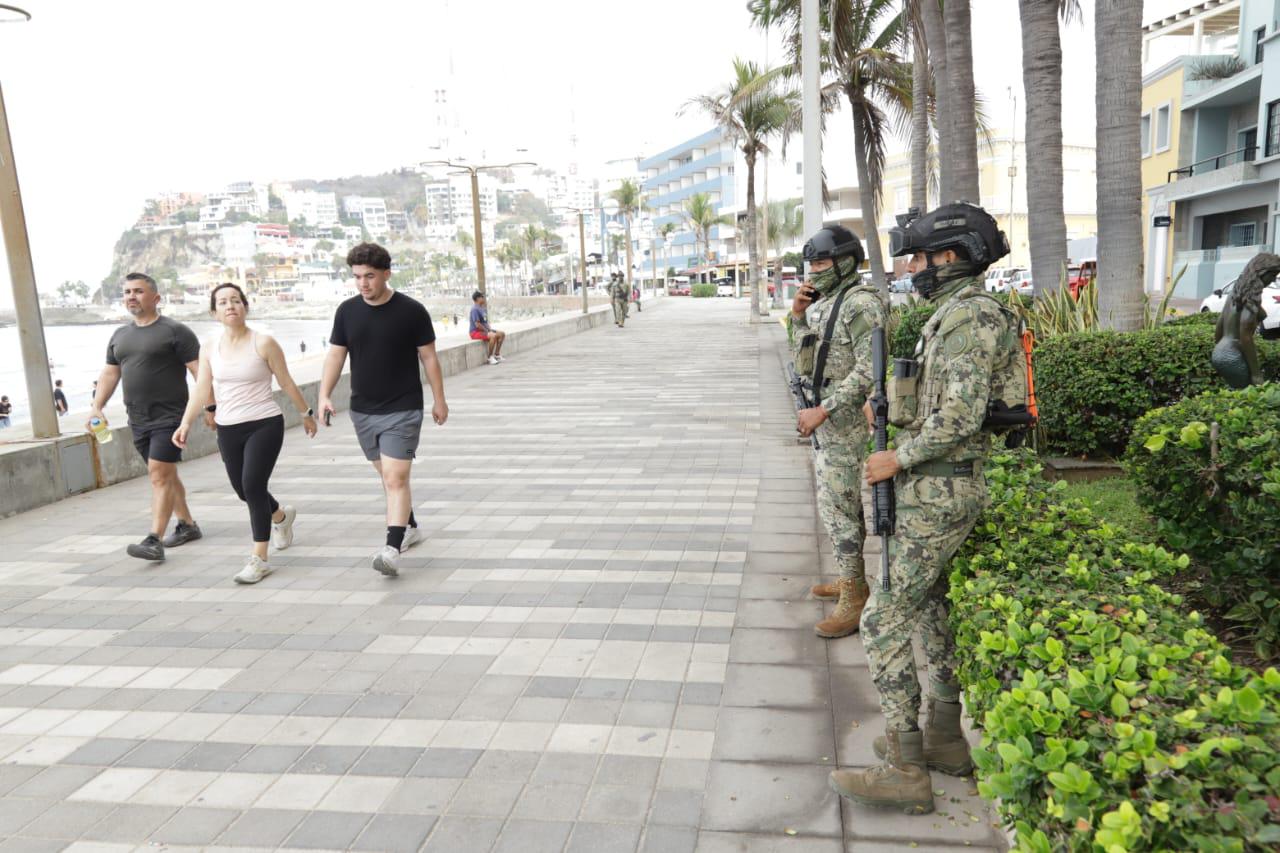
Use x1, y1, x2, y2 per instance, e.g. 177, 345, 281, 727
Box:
1035, 325, 1280, 458
952, 452, 1280, 851
1161, 312, 1218, 328
691, 283, 716, 298
890, 299, 936, 360
1125, 384, 1280, 659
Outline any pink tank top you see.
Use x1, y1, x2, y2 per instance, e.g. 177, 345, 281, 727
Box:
210, 331, 282, 426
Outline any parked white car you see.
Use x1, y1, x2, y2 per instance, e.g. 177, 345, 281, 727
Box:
715, 280, 735, 297
985, 267, 1023, 293
1009, 270, 1034, 297
1199, 278, 1280, 336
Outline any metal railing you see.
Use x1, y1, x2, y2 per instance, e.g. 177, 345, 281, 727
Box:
1168, 145, 1258, 181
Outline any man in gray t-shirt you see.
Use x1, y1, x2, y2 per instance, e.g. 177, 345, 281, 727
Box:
89, 273, 204, 562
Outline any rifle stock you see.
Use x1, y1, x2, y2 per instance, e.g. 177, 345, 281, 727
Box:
869, 327, 895, 591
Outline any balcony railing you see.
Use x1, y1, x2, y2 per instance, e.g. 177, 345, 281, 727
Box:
1168, 145, 1257, 181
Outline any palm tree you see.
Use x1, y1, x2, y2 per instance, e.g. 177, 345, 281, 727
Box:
682, 192, 732, 284
767, 199, 804, 302
942, 1, 980, 203
1096, 0, 1144, 330
609, 179, 644, 291
1020, 0, 1079, 298
608, 233, 625, 268
658, 222, 678, 287
455, 227, 474, 256
687, 58, 795, 321
909, 16, 930, 212
519, 224, 544, 294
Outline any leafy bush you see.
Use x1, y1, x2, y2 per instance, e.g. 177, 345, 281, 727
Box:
890, 299, 936, 359
951, 452, 1280, 852
691, 283, 716, 298
1125, 384, 1280, 659
1162, 311, 1218, 328
1035, 325, 1280, 458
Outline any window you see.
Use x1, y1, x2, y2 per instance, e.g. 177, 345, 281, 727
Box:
1229, 222, 1258, 246
1141, 112, 1152, 157
1268, 101, 1280, 156
1257, 27, 1267, 64
1155, 104, 1172, 152
796, 162, 802, 175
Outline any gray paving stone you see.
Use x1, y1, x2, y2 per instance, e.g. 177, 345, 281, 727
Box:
581, 784, 653, 823
353, 813, 438, 852
510, 781, 589, 821
293, 744, 366, 775
650, 788, 704, 826
722, 664, 828, 709
233, 743, 308, 773
532, 752, 600, 785
117, 738, 195, 768
296, 692, 359, 716
641, 825, 699, 853
567, 821, 643, 853
11, 765, 101, 798
421, 815, 503, 853
694, 831, 846, 853
351, 745, 425, 777
470, 749, 539, 781
492, 818, 573, 853
286, 810, 372, 849
0, 838, 63, 853
82, 804, 177, 842
173, 740, 252, 771
382, 778, 461, 815
15, 801, 114, 840
0, 765, 41, 796
152, 806, 240, 845
714, 706, 836, 764
62, 737, 141, 766
192, 690, 259, 713
216, 807, 306, 847
628, 680, 682, 702
596, 755, 661, 788
524, 675, 580, 698
411, 748, 483, 778
446, 779, 523, 817
701, 762, 840, 837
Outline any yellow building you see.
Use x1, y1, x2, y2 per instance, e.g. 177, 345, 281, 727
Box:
874, 133, 1098, 278
1141, 58, 1187, 293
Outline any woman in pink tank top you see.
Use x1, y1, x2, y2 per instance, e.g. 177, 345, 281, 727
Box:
173, 283, 317, 585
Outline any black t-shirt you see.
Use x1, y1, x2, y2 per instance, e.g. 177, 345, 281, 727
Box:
106, 315, 200, 427
330, 290, 436, 414
0, 401, 11, 417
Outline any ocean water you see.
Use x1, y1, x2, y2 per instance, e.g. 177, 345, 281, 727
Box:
0, 318, 335, 428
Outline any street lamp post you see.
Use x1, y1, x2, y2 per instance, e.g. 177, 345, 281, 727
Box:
0, 4, 57, 439
554, 206, 591, 315
422, 158, 534, 294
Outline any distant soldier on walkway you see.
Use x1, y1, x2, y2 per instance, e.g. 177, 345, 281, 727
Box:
789, 224, 887, 640
830, 203, 1020, 815
88, 272, 204, 561
610, 273, 629, 327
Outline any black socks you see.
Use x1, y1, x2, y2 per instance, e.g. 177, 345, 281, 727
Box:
408, 511, 417, 529
386, 526, 406, 550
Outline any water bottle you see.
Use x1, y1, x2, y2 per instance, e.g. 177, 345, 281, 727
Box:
90, 417, 113, 444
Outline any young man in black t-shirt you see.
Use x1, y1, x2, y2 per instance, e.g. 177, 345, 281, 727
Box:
319, 243, 448, 577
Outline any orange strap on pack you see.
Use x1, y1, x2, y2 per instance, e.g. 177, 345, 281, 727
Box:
1022, 328, 1038, 422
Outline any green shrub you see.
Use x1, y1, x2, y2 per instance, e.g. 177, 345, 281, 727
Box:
952, 452, 1280, 852
1162, 311, 1218, 328
890, 299, 936, 359
1035, 325, 1280, 458
1125, 384, 1280, 659
691, 283, 716, 298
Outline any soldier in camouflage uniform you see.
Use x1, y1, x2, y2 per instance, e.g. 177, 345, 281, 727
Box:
829, 202, 1019, 815
610, 273, 629, 327
788, 224, 887, 639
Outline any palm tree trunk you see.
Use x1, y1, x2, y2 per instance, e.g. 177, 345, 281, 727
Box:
943, 0, 980, 204
624, 216, 634, 291
852, 109, 888, 288
1020, 0, 1068, 298
1096, 0, 1145, 331
746, 151, 762, 322
911, 21, 930, 213
919, 0, 952, 203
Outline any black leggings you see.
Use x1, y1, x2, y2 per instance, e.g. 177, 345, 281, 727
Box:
216, 415, 283, 543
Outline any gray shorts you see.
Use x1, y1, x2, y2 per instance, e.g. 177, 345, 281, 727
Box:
350, 409, 423, 462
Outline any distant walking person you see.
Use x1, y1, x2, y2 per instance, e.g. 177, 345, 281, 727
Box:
0, 395, 11, 429
469, 291, 506, 364
632, 285, 642, 313
318, 243, 448, 577
88, 272, 204, 561
173, 284, 316, 584
52, 380, 69, 415
610, 273, 629, 327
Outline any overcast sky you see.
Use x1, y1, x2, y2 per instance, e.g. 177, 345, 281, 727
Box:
0, 0, 1121, 309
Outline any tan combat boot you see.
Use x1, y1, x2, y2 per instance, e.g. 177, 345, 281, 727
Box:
872, 699, 974, 776
829, 728, 934, 814
814, 577, 869, 638
810, 580, 839, 599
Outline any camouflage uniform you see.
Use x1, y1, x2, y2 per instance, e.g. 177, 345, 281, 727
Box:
861, 269, 1011, 731
789, 283, 888, 590
611, 278, 629, 326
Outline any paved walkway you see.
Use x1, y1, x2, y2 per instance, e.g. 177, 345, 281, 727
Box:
0, 298, 1002, 852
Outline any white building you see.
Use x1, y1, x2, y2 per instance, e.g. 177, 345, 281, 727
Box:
342, 196, 390, 236
221, 223, 258, 270
284, 190, 340, 229
224, 182, 270, 218
422, 173, 497, 241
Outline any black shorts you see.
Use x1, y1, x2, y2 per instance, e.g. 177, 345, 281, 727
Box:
131, 421, 183, 464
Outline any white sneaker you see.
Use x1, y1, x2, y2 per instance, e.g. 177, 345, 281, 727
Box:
234, 555, 272, 585
486, 356, 499, 365
372, 545, 401, 578
401, 526, 422, 553
271, 506, 296, 550
494, 355, 505, 362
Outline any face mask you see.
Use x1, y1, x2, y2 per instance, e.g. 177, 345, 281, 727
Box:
912, 258, 977, 300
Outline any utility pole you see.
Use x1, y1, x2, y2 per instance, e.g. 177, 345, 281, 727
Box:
422, 158, 534, 294
0, 6, 58, 439
555, 206, 592, 315
801, 0, 822, 258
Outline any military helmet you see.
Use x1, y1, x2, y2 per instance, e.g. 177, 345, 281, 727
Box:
888, 202, 1009, 270
802, 223, 865, 266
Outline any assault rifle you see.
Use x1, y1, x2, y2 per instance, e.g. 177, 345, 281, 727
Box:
786, 363, 820, 450
869, 327, 896, 591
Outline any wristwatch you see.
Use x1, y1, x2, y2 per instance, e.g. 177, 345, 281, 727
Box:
204, 404, 217, 413
304, 408, 315, 418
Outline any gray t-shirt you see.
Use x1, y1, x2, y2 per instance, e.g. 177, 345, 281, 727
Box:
105, 315, 200, 427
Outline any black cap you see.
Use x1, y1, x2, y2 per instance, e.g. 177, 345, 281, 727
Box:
802, 224, 865, 265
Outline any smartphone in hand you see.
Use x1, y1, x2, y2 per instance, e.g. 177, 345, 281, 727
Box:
323, 410, 332, 427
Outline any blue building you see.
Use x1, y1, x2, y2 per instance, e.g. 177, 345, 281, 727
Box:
640, 129, 737, 274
